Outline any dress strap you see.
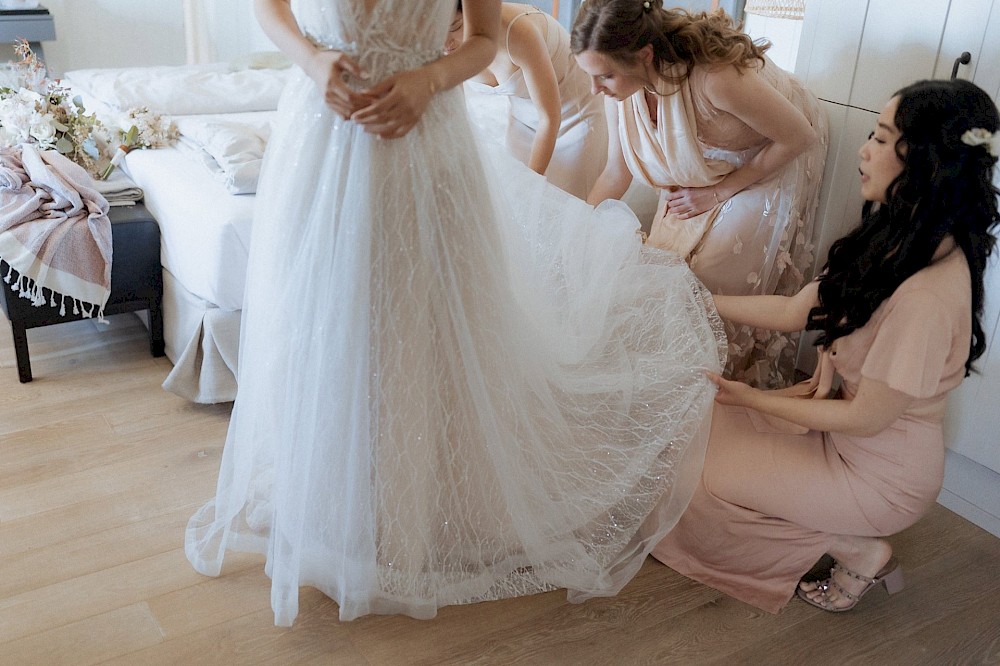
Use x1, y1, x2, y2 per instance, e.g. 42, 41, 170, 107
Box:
505, 8, 546, 55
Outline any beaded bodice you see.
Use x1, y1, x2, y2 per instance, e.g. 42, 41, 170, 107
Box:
293, 0, 451, 79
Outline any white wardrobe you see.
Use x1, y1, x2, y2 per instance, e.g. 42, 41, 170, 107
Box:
795, 0, 1000, 536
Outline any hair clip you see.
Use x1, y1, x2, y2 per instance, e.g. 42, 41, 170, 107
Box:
961, 127, 1000, 157
642, 1, 651, 10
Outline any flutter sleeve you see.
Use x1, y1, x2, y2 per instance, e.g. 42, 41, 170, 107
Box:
860, 289, 956, 399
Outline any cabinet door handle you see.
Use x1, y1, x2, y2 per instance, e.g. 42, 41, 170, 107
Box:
951, 51, 972, 80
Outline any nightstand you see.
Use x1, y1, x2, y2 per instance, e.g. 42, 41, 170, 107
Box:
0, 203, 164, 383
0, 6, 55, 61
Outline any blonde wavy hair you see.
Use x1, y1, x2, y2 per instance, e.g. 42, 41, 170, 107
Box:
570, 0, 769, 86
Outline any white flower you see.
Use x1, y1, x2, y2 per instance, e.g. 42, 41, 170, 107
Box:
28, 115, 57, 147
0, 125, 17, 148
14, 87, 43, 107
961, 127, 1000, 157
0, 44, 160, 178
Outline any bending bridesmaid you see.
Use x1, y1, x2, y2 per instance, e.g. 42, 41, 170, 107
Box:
571, 0, 827, 386
652, 78, 999, 613
448, 2, 608, 198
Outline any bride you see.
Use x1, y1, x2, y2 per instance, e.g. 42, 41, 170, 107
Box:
186, 0, 726, 625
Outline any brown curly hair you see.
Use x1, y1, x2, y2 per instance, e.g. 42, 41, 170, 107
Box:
570, 0, 769, 86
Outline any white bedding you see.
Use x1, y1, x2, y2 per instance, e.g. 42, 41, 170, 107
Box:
173, 114, 272, 194
124, 134, 260, 403
64, 63, 291, 115
124, 142, 257, 311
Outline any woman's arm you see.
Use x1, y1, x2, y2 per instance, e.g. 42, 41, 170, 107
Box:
664, 64, 818, 219
586, 96, 633, 204
712, 280, 819, 332
507, 17, 561, 175
353, 0, 501, 138
710, 372, 914, 437
254, 0, 372, 118
707, 65, 817, 198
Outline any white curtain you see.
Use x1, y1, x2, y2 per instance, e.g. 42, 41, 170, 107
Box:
183, 0, 215, 64
183, 0, 275, 64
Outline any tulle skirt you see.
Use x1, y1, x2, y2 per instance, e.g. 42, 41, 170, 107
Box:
186, 71, 726, 625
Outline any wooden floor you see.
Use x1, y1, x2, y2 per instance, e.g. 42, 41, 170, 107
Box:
3, 312, 1000, 666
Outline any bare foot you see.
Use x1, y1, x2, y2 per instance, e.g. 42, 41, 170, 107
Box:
798, 536, 894, 610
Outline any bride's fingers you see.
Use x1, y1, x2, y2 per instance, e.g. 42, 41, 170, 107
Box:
328, 85, 372, 110
327, 95, 362, 119
355, 98, 418, 137
353, 101, 404, 135
336, 54, 366, 79
351, 94, 396, 124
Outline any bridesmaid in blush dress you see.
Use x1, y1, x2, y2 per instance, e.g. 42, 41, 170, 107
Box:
572, 0, 828, 388
447, 2, 608, 198
651, 78, 999, 613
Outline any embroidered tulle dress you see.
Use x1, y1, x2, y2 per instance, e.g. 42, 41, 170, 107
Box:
185, 0, 725, 625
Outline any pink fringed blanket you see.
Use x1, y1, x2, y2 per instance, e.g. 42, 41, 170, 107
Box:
0, 144, 112, 318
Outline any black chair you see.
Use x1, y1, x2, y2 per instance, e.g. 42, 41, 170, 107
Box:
0, 204, 164, 382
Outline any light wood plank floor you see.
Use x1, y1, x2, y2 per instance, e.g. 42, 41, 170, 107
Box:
3, 312, 1000, 665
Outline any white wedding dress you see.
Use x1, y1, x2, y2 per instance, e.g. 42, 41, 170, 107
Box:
186, 0, 726, 626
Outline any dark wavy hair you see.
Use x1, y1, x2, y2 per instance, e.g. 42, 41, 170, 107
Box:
807, 79, 1000, 375
569, 0, 767, 87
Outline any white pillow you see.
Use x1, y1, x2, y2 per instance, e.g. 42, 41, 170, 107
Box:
174, 115, 271, 194
64, 63, 292, 116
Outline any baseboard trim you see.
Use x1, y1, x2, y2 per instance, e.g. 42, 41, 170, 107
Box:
938, 449, 1000, 538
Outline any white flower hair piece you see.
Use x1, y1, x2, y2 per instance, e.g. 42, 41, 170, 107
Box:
960, 127, 1000, 157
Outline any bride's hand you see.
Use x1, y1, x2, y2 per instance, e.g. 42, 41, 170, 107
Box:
351, 68, 437, 139
305, 49, 374, 119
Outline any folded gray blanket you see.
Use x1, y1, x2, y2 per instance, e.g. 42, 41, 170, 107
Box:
93, 167, 144, 206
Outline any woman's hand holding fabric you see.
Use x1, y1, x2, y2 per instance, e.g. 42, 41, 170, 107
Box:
353, 68, 437, 139
706, 372, 758, 407
665, 185, 722, 219
305, 50, 374, 119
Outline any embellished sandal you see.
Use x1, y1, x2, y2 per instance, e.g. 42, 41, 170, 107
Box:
797, 556, 905, 612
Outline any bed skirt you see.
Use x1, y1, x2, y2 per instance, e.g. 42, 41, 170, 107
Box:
161, 268, 240, 403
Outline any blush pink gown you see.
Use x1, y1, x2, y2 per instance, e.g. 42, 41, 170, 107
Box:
652, 248, 972, 613
620, 63, 828, 388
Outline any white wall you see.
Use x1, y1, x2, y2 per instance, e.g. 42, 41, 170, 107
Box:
743, 13, 804, 72
1, 0, 186, 76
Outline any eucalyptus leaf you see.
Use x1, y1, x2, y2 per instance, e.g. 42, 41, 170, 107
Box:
55, 137, 73, 154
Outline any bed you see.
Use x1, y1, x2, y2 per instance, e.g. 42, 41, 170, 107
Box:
63, 62, 289, 402
62, 60, 658, 403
